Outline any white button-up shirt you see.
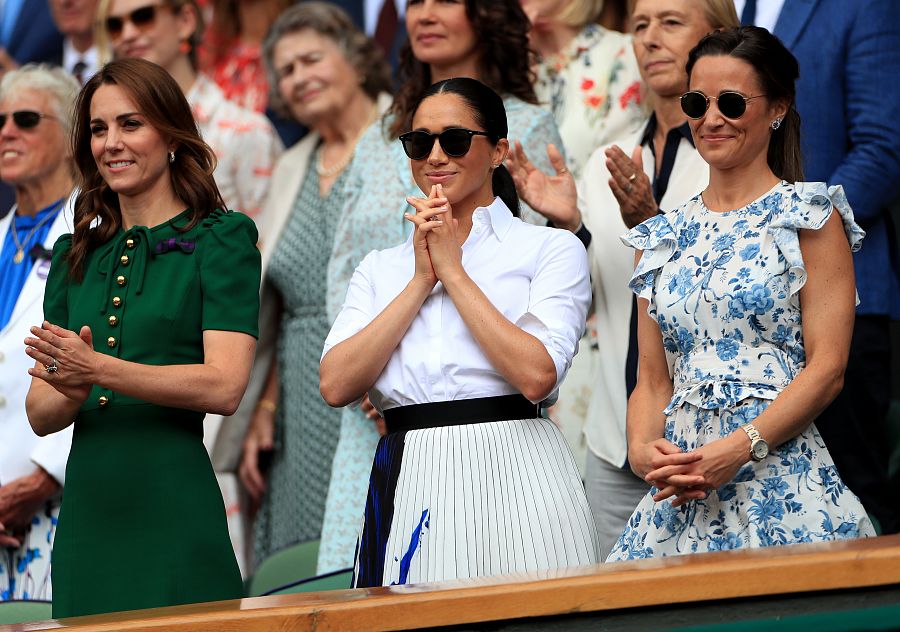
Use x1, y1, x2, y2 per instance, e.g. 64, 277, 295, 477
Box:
323, 197, 591, 413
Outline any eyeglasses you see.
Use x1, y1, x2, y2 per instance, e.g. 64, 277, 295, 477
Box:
0, 110, 56, 130
399, 128, 490, 160
680, 90, 767, 120
105, 4, 170, 40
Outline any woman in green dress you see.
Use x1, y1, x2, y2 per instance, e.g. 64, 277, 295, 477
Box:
24, 58, 260, 618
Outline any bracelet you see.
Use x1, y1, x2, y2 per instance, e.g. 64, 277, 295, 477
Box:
257, 399, 277, 413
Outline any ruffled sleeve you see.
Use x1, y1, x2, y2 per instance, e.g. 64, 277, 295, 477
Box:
768, 182, 865, 298
619, 213, 678, 302
197, 210, 262, 338
42, 234, 73, 327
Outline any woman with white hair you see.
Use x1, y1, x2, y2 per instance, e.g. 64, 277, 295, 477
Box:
0, 64, 79, 601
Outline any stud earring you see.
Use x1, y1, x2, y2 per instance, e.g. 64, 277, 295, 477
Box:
771, 118, 782, 130
168, 151, 175, 163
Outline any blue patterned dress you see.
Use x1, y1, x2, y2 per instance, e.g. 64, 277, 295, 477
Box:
608, 181, 876, 560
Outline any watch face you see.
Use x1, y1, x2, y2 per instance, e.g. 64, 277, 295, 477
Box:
752, 440, 769, 460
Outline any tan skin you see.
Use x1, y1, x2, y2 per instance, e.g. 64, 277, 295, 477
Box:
237, 28, 379, 506
631, 54, 855, 506
508, 0, 719, 230
320, 93, 557, 408
0, 88, 75, 547
24, 85, 256, 443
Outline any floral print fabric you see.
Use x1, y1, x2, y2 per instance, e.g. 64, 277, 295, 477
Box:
534, 24, 645, 177
608, 181, 875, 560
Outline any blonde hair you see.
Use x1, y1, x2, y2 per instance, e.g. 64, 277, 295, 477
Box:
627, 0, 740, 31
557, 0, 605, 28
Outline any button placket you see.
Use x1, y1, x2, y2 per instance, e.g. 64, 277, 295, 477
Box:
100, 236, 136, 409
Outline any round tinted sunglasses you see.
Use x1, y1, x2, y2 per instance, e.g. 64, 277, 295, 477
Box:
680, 91, 767, 120
399, 128, 490, 160
0, 110, 55, 130
105, 4, 169, 40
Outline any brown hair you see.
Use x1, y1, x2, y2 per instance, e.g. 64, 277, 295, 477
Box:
67, 58, 223, 280
558, 0, 605, 28
686, 26, 803, 183
387, 0, 537, 138
262, 2, 392, 120
205, 0, 292, 70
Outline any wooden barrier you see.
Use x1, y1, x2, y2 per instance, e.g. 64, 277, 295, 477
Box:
4, 534, 900, 631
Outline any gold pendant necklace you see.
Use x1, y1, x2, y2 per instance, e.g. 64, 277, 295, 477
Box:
10, 200, 64, 264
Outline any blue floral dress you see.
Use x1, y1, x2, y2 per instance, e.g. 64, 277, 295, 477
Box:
608, 181, 876, 561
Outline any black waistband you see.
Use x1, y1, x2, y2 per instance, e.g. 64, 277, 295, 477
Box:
383, 394, 540, 434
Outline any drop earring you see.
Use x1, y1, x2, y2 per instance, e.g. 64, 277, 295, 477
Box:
169, 151, 175, 163
771, 118, 782, 130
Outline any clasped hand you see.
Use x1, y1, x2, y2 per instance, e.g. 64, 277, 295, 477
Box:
25, 321, 96, 403
404, 184, 464, 288
633, 435, 747, 508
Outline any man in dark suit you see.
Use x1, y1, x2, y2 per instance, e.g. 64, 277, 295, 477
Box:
739, 0, 900, 533
0, 0, 63, 72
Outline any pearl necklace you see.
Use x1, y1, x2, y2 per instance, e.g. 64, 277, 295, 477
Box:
315, 104, 379, 179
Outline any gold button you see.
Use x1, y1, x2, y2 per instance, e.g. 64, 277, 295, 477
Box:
120, 254, 130, 266
98, 396, 109, 407
112, 296, 122, 307
116, 275, 126, 286
126, 238, 135, 249
108, 315, 118, 326
107, 336, 117, 348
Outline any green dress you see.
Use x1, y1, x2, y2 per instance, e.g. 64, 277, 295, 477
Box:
44, 209, 260, 618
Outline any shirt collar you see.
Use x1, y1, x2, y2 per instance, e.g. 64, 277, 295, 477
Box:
62, 40, 98, 76
639, 112, 695, 149
480, 196, 514, 241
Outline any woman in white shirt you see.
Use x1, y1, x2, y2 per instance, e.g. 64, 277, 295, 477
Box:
320, 78, 599, 587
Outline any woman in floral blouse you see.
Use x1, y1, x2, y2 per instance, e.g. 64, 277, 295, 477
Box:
524, 0, 646, 178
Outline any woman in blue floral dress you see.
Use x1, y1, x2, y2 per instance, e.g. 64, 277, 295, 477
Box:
608, 26, 875, 560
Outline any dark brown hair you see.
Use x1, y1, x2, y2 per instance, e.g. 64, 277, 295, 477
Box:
262, 2, 392, 120
686, 26, 803, 183
205, 0, 292, 70
67, 58, 223, 280
387, 0, 537, 138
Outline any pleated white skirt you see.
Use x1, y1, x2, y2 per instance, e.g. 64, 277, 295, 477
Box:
353, 417, 600, 587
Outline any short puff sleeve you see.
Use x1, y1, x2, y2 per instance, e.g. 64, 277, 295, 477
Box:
197, 210, 261, 337
768, 182, 865, 298
619, 213, 678, 303
43, 234, 73, 327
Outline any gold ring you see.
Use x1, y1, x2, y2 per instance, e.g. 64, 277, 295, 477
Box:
628, 173, 637, 182
559, 167, 569, 174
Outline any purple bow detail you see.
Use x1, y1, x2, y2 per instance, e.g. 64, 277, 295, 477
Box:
29, 244, 53, 261
153, 238, 196, 256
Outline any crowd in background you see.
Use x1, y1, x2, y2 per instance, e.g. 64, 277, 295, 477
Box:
1, 0, 900, 616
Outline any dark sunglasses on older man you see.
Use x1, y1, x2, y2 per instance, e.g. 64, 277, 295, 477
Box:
0, 110, 55, 130
399, 128, 490, 160
105, 4, 169, 39
680, 90, 767, 120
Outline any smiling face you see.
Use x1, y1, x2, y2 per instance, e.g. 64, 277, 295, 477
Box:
406, 0, 479, 69
409, 92, 507, 212
632, 0, 716, 98
108, 0, 195, 70
0, 89, 70, 189
89, 83, 174, 201
273, 29, 363, 126
687, 55, 786, 173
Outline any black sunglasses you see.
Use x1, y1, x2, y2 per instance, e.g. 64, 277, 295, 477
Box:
399, 128, 490, 160
680, 90, 767, 120
0, 110, 55, 130
105, 4, 167, 39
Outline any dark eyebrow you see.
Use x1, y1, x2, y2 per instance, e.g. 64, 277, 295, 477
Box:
89, 112, 143, 125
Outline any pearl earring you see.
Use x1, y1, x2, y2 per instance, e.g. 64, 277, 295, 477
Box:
168, 151, 175, 163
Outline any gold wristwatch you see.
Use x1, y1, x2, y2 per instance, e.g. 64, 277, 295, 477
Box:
741, 423, 769, 462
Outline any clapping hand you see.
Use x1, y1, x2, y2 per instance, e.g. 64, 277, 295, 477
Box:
405, 184, 463, 283
507, 142, 581, 231
605, 145, 658, 229
25, 321, 94, 404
